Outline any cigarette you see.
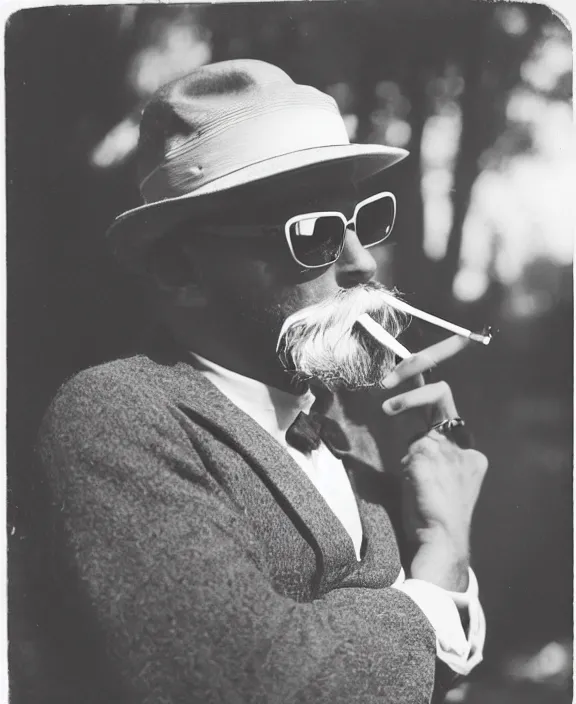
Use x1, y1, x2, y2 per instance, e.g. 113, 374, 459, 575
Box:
376, 291, 492, 345
356, 314, 412, 359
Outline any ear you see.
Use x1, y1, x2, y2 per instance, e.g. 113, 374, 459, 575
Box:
150, 269, 208, 308
147, 242, 208, 308
171, 281, 208, 308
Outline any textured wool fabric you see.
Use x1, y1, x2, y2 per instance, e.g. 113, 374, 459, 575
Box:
36, 343, 457, 704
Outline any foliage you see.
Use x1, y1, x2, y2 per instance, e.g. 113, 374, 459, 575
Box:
6, 5, 573, 703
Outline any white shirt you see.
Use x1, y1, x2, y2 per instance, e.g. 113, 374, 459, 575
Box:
192, 352, 485, 675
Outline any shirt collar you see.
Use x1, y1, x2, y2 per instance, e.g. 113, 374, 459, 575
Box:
190, 352, 314, 444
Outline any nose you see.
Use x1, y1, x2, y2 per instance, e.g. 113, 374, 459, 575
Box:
335, 228, 378, 288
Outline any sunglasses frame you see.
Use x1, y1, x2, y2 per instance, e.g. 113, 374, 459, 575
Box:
284, 191, 397, 270
188, 190, 397, 269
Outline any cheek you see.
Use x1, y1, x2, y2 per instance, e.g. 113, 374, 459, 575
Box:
197, 251, 278, 317
198, 244, 340, 325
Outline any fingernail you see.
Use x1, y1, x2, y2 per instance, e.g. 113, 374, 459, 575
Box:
382, 399, 399, 414
382, 373, 399, 389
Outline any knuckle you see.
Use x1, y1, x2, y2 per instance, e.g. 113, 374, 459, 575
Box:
465, 449, 489, 473
410, 435, 438, 455
477, 453, 489, 473
396, 357, 415, 375
436, 379, 452, 398
416, 351, 437, 370
400, 356, 415, 370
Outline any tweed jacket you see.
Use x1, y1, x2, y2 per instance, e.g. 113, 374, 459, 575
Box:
37, 342, 457, 704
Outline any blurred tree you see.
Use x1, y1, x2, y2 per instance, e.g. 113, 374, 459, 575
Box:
6, 4, 572, 702
436, 4, 551, 308
88, 1, 559, 314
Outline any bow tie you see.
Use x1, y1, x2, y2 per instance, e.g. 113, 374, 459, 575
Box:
285, 409, 350, 456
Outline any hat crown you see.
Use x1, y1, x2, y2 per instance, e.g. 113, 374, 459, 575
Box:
136, 59, 347, 203
108, 59, 409, 273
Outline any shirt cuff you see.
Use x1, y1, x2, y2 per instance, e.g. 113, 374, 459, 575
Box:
392, 567, 485, 675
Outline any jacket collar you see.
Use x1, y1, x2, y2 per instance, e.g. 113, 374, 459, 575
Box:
190, 351, 315, 445
142, 338, 361, 589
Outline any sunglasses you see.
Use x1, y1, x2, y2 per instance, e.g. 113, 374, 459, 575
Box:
194, 191, 397, 269
284, 190, 397, 269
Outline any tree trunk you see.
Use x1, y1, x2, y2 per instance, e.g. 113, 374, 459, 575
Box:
391, 63, 430, 299
435, 13, 492, 307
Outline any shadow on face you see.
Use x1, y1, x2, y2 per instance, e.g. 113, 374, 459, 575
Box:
146, 162, 398, 347
147, 166, 363, 289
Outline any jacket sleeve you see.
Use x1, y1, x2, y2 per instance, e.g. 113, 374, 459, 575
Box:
37, 371, 437, 704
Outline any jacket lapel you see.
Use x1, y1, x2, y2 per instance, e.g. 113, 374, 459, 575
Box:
151, 353, 359, 592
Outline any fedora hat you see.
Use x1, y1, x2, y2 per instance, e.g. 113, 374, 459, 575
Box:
107, 59, 408, 272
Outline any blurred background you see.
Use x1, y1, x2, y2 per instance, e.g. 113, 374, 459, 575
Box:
6, 2, 573, 702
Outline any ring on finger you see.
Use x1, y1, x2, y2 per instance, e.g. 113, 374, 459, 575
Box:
430, 417, 474, 449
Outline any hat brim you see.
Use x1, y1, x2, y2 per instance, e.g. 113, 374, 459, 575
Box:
107, 143, 408, 272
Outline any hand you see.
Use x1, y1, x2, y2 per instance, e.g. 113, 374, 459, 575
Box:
382, 336, 488, 591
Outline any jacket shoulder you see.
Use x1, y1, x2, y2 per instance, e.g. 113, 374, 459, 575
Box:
39, 355, 196, 444
51, 356, 165, 409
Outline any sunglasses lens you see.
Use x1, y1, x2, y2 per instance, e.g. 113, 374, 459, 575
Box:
287, 215, 345, 267
356, 195, 396, 247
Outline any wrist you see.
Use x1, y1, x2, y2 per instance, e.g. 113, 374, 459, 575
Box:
410, 529, 470, 591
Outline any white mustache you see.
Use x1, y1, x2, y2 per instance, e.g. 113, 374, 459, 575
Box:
276, 282, 409, 390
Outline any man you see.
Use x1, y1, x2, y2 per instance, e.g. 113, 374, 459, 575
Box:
38, 60, 487, 703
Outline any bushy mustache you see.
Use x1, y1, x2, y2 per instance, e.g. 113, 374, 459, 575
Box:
277, 281, 410, 391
